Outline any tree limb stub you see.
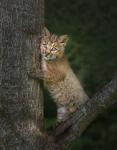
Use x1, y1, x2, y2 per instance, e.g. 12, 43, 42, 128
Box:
52, 75, 117, 148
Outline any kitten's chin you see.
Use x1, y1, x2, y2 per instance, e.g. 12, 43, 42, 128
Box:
43, 55, 57, 61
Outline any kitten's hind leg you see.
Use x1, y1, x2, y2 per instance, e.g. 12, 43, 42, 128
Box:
57, 107, 69, 123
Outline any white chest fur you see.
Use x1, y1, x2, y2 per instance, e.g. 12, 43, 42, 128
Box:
42, 60, 47, 71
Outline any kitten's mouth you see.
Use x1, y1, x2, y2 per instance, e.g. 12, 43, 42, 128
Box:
42, 53, 57, 60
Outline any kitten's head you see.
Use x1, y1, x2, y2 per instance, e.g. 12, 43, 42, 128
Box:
41, 27, 69, 60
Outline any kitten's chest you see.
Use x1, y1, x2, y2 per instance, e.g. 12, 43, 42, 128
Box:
42, 60, 58, 71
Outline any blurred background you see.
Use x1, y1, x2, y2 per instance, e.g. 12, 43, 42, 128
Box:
44, 0, 117, 149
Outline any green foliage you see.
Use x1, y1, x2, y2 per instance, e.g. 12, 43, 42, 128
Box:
45, 0, 117, 149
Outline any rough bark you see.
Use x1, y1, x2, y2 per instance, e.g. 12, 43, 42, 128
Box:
0, 0, 46, 149
52, 75, 117, 149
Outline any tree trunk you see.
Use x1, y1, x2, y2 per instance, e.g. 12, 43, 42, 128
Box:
0, 0, 46, 149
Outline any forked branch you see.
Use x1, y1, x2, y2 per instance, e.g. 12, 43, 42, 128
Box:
51, 75, 117, 149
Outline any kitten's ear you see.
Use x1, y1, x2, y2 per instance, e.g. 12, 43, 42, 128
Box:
59, 35, 69, 46
42, 27, 50, 37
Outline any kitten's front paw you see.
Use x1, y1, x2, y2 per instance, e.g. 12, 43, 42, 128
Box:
27, 64, 40, 79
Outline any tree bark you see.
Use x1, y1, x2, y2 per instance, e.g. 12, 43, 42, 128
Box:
0, 0, 46, 149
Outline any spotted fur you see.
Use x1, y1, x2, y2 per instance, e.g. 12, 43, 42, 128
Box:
30, 28, 89, 123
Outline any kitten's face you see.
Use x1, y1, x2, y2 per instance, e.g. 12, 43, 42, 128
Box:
41, 28, 69, 60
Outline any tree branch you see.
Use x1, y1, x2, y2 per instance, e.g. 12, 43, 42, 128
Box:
52, 75, 117, 149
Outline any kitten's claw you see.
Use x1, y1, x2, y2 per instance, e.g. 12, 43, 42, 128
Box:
27, 65, 41, 79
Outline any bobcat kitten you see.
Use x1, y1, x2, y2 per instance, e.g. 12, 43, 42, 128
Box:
29, 28, 89, 123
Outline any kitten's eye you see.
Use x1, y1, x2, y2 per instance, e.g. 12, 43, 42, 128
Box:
51, 47, 57, 51
43, 43, 47, 48
54, 47, 58, 50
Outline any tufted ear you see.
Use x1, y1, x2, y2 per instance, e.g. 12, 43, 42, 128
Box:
42, 27, 50, 37
58, 35, 69, 46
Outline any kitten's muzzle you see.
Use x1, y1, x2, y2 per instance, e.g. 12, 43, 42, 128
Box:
42, 53, 56, 60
